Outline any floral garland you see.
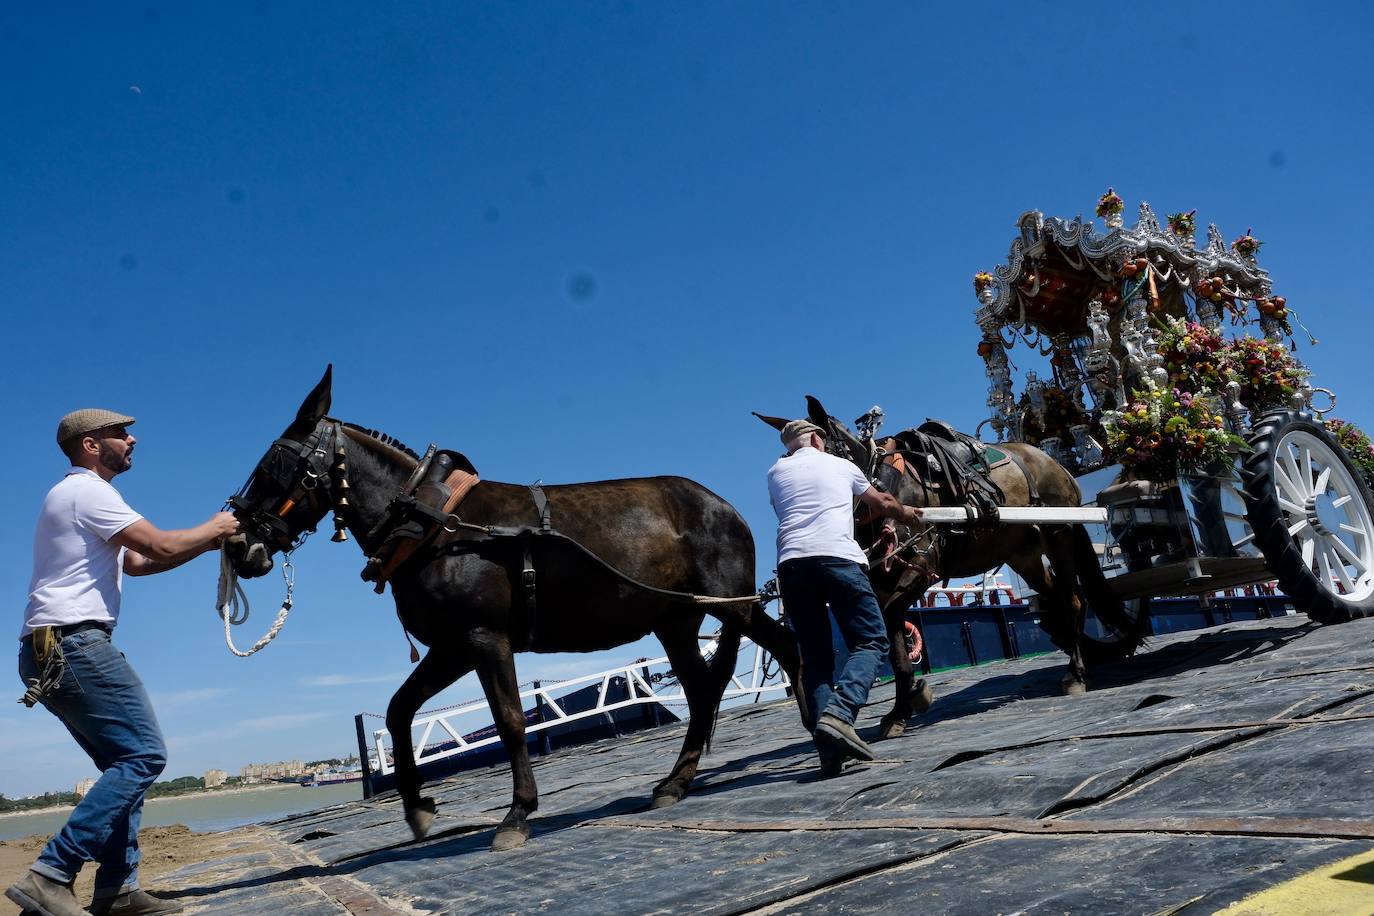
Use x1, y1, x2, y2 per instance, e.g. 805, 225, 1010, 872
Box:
1102, 318, 1310, 480
1325, 418, 1374, 489
1167, 210, 1196, 238
1103, 387, 1245, 482
1228, 335, 1304, 409
1231, 229, 1262, 258
1096, 188, 1124, 218
1154, 317, 1307, 412
1157, 319, 1230, 393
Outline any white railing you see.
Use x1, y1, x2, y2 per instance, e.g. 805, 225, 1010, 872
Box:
371, 636, 789, 776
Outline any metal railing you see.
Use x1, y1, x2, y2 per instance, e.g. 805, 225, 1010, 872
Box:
369, 636, 789, 776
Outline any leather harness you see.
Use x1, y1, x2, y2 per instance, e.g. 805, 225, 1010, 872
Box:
360, 445, 484, 593
358, 449, 557, 639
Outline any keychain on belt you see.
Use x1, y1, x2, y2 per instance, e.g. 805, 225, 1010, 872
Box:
17, 626, 65, 708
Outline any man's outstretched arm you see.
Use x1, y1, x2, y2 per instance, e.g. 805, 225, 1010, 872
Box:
859, 486, 922, 526
113, 513, 241, 577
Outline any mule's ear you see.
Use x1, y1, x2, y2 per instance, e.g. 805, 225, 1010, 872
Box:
284, 365, 333, 438
752, 411, 789, 432
805, 395, 830, 430
805, 394, 870, 468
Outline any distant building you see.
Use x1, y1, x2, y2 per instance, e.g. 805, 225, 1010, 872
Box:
240, 760, 305, 782
204, 769, 227, 788
74, 778, 96, 797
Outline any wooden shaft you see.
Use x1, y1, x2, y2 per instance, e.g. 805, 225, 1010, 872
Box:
918, 506, 1107, 525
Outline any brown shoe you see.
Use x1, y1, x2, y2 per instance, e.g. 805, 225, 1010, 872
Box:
5, 870, 88, 916
89, 888, 185, 915
814, 713, 876, 762
816, 741, 845, 778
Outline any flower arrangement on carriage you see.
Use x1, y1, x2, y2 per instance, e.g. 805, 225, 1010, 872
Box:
967, 191, 1374, 630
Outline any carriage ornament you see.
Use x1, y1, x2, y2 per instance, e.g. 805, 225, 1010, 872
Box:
970, 196, 1315, 472
967, 192, 1374, 630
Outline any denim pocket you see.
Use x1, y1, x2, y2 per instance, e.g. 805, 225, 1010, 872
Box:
49, 633, 99, 699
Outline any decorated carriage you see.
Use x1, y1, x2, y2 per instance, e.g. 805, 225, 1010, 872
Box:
971, 192, 1374, 653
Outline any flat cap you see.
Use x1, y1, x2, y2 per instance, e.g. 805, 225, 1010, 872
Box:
57, 408, 136, 444
780, 418, 825, 445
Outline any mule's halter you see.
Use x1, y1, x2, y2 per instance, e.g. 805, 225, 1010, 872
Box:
229, 418, 351, 552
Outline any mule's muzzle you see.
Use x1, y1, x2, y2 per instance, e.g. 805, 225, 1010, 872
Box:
226, 533, 275, 578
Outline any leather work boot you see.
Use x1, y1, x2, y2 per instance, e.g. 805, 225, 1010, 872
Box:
814, 713, 876, 763
5, 870, 88, 916
816, 743, 845, 778
89, 888, 185, 915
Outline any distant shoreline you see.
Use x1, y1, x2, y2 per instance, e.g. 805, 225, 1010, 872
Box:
0, 781, 303, 821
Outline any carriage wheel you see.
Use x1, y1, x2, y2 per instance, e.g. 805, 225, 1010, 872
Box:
1240, 409, 1374, 622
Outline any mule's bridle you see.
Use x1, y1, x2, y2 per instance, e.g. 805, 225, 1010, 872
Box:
229, 419, 350, 552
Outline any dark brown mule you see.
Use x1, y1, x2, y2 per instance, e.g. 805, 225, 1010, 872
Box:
227, 369, 803, 851
765, 398, 1140, 740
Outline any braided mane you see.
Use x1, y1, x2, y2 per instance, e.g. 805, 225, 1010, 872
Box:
342, 422, 421, 460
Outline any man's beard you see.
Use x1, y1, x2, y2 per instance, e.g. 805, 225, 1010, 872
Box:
98, 443, 132, 474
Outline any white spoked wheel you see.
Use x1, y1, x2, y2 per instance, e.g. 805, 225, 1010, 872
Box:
1242, 410, 1374, 622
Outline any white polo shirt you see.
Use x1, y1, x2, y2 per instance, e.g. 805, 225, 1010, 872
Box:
767, 446, 872, 567
21, 468, 143, 639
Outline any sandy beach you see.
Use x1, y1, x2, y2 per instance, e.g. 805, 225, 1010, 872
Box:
0, 824, 270, 915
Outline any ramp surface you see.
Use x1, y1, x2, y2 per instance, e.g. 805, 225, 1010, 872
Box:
154, 616, 1374, 914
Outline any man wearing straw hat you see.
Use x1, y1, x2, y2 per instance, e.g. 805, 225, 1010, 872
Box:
7, 409, 239, 916
767, 419, 923, 777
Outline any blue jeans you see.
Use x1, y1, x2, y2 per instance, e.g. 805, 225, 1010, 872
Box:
778, 556, 889, 729
17, 627, 166, 893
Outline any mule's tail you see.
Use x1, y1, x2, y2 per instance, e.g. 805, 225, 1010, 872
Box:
1072, 525, 1148, 655
701, 618, 743, 753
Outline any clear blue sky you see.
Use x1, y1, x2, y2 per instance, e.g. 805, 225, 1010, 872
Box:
3, 1, 1372, 797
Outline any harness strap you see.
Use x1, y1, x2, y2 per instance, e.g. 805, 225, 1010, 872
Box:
1002, 449, 1042, 506
520, 484, 551, 639
530, 483, 551, 532
366, 466, 481, 593
441, 520, 761, 607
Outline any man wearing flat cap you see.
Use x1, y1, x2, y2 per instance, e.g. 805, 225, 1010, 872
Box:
7, 410, 239, 916
767, 419, 922, 776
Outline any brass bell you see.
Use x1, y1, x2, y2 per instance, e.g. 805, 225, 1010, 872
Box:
331, 512, 349, 543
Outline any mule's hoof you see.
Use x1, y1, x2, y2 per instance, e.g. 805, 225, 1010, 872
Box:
406, 797, 437, 840
1063, 680, 1088, 697
650, 791, 682, 810
878, 719, 906, 741
912, 678, 935, 714
490, 824, 530, 852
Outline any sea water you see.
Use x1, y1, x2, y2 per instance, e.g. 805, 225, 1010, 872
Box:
0, 782, 362, 842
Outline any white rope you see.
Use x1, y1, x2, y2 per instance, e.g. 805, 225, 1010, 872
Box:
216, 546, 292, 657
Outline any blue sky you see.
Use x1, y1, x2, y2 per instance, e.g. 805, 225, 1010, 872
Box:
3, 1, 1372, 797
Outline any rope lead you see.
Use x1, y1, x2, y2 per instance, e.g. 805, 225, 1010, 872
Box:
216, 546, 293, 657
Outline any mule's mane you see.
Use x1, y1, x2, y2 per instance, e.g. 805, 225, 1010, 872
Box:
341, 422, 421, 460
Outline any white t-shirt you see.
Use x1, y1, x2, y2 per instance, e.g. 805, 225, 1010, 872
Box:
767, 446, 872, 566
21, 468, 143, 638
